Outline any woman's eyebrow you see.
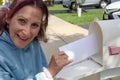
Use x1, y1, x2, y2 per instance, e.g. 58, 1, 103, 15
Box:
35, 21, 41, 24
33, 19, 42, 24
17, 15, 27, 20
17, 15, 41, 24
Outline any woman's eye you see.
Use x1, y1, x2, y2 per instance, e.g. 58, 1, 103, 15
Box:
18, 19, 26, 24
31, 23, 40, 28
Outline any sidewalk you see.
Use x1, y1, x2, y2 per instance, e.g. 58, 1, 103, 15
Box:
40, 15, 88, 62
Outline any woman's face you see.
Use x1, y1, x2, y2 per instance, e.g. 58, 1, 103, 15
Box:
7, 6, 42, 48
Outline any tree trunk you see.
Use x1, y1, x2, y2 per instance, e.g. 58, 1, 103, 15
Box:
75, 0, 80, 9
47, 0, 54, 6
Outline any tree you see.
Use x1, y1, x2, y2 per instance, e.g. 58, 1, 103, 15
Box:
75, 0, 80, 9
46, 0, 54, 6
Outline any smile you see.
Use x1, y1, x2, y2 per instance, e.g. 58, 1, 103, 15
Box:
16, 34, 28, 41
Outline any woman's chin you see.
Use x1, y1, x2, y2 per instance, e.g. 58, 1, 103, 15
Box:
15, 43, 27, 48
13, 38, 30, 48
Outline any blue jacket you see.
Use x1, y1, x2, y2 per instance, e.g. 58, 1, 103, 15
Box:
0, 32, 49, 80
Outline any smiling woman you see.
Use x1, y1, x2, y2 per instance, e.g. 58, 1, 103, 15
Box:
7, 6, 42, 48
0, 0, 72, 80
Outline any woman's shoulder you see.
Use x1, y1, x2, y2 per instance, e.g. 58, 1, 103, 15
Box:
31, 40, 45, 55
32, 40, 41, 46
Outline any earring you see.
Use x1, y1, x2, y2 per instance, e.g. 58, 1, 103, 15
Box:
6, 24, 9, 29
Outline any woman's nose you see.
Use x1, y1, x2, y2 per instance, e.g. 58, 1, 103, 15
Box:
22, 26, 31, 37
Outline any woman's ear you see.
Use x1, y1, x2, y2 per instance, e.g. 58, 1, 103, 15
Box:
5, 8, 11, 24
6, 18, 10, 24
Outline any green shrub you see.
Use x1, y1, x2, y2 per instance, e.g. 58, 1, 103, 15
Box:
0, 0, 12, 5
0, 0, 3, 5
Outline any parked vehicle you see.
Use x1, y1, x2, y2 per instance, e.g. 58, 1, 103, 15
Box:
103, 1, 120, 20
54, 0, 63, 4
108, 0, 120, 3
63, 0, 108, 10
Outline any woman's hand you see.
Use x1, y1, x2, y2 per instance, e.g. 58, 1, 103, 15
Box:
48, 51, 73, 77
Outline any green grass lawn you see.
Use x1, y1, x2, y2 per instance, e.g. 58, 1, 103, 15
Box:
48, 4, 104, 25
48, 4, 65, 10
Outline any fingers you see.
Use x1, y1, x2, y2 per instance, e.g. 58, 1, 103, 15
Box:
59, 51, 68, 60
54, 51, 72, 67
48, 51, 73, 77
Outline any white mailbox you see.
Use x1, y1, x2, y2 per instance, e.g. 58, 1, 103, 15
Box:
55, 19, 120, 80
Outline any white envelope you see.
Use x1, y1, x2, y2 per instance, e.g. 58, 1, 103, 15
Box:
59, 33, 98, 66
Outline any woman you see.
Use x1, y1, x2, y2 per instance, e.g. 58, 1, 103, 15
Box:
0, 0, 72, 79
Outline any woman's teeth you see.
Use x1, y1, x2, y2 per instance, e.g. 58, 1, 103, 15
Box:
17, 34, 28, 41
